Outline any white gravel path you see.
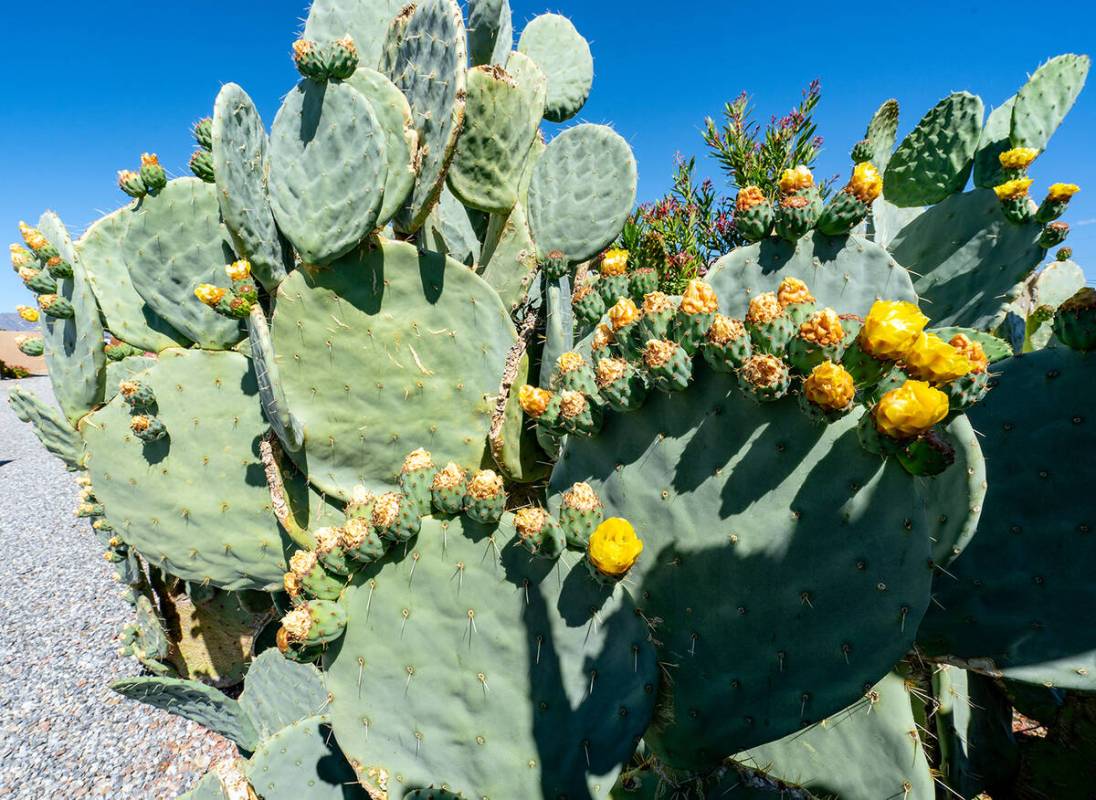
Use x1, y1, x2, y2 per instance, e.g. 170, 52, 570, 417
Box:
0, 377, 234, 799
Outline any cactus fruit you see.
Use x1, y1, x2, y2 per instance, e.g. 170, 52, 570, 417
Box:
1036, 182, 1081, 223
139, 153, 168, 194
572, 280, 606, 326
597, 248, 631, 305
557, 389, 602, 436
703, 314, 752, 372
15, 333, 44, 357
629, 267, 659, 300
189, 149, 215, 182
744, 292, 795, 355
279, 600, 348, 647
737, 353, 791, 402
1052, 287, 1096, 351
642, 339, 692, 393
734, 186, 774, 243
431, 462, 468, 515
774, 194, 817, 241
464, 469, 506, 524
514, 506, 566, 557
552, 350, 599, 396
399, 449, 437, 517
558, 481, 605, 548
673, 279, 719, 353
635, 291, 678, 343
595, 356, 647, 412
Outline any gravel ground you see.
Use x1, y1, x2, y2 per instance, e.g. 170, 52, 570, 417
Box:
0, 377, 235, 799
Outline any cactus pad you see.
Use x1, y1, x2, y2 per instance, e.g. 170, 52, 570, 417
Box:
247, 305, 302, 454
269, 80, 387, 265
325, 514, 658, 799
480, 201, 538, 310
518, 13, 593, 123
884, 92, 984, 207
528, 124, 638, 262
237, 650, 329, 740
7, 388, 85, 470
920, 415, 987, 567
1010, 53, 1090, 152
303, 0, 406, 70
549, 362, 933, 769
467, 0, 513, 67
212, 83, 288, 289
707, 232, 917, 319
80, 349, 289, 590
864, 98, 899, 173
271, 239, 517, 499
246, 715, 365, 799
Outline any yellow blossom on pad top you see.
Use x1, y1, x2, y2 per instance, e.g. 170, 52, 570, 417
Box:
948, 334, 988, 374
874, 380, 949, 440
1046, 183, 1080, 203
848, 162, 883, 204
993, 178, 1033, 200
903, 333, 974, 384
778, 165, 814, 194
588, 518, 644, 578
998, 147, 1039, 170
736, 186, 766, 211
518, 385, 551, 418
600, 248, 629, 276
607, 297, 639, 331
803, 361, 855, 411
16, 305, 39, 322
195, 284, 226, 307
859, 300, 928, 360
226, 259, 252, 281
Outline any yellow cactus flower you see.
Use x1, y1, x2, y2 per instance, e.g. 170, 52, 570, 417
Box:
859, 300, 929, 360
799, 308, 845, 347
591, 323, 615, 351
848, 162, 884, 204
993, 178, 1033, 201
745, 292, 784, 325
518, 385, 552, 418
607, 297, 640, 331
947, 334, 988, 374
779, 165, 814, 194
998, 147, 1039, 171
680, 279, 718, 315
194, 283, 226, 307
140, 153, 160, 168
736, 186, 767, 211
600, 248, 629, 276
588, 517, 644, 577
225, 259, 252, 281
777, 277, 815, 308
16, 305, 39, 322
903, 333, 975, 384
707, 314, 747, 346
803, 361, 856, 411
1046, 183, 1080, 203
874, 380, 950, 439
556, 351, 586, 374
10, 244, 33, 268
19, 221, 48, 252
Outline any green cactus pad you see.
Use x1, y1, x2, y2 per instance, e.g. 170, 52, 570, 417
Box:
973, 96, 1016, 189
480, 201, 538, 310
80, 349, 289, 590
271, 239, 516, 499
1010, 53, 1090, 152
421, 185, 481, 266
449, 64, 542, 214
111, 676, 260, 752
918, 347, 1096, 690
7, 388, 85, 470
247, 305, 303, 454
864, 98, 899, 173
888, 189, 1044, 329
35, 212, 105, 424
919, 415, 986, 567
212, 83, 288, 290
517, 13, 593, 123
237, 650, 329, 741
269, 80, 388, 265
342, 67, 418, 229
528, 124, 638, 262
178, 771, 228, 800
549, 361, 933, 769
383, 0, 467, 233
468, 0, 513, 67
123, 177, 244, 349
303, 0, 406, 70
324, 514, 657, 799
884, 91, 984, 207
707, 232, 917, 319
245, 715, 366, 799
76, 206, 189, 352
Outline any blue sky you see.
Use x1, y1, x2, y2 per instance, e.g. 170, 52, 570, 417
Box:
2, 1, 1093, 310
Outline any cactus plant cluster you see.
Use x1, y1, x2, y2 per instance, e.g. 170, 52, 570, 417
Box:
5, 0, 1096, 797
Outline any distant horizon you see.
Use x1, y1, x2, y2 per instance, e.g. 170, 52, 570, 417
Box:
2, 0, 1093, 312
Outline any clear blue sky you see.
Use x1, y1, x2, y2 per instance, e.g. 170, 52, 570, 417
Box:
2, 1, 1093, 311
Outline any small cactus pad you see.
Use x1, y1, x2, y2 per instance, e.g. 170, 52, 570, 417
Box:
245, 715, 365, 799
707, 232, 917, 319
271, 239, 517, 499
864, 98, 899, 173
36, 211, 106, 424
237, 650, 329, 740
303, 0, 406, 69
734, 671, 934, 800
269, 80, 387, 265
421, 185, 481, 266
247, 305, 302, 454
325, 515, 658, 798
343, 67, 419, 227
80, 349, 289, 590
517, 13, 593, 123
76, 206, 189, 352
918, 346, 1096, 690
212, 83, 288, 289
383, 0, 467, 233
1010, 53, 1090, 152
123, 178, 244, 349
884, 91, 984, 207
467, 0, 513, 67
888, 189, 1044, 329
7, 388, 85, 470
480, 201, 539, 310
549, 362, 933, 769
528, 124, 638, 262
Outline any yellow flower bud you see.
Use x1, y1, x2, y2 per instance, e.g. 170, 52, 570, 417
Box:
16, 305, 39, 323
777, 277, 815, 308
802, 361, 855, 411
1046, 183, 1080, 203
225, 259, 252, 281
998, 147, 1039, 171
948, 334, 988, 374
745, 292, 783, 325
194, 283, 226, 307
140, 153, 160, 168
993, 178, 1033, 201
19, 221, 48, 252
874, 380, 950, 440
591, 323, 615, 351
859, 300, 929, 360
848, 162, 884, 204
518, 385, 551, 418
556, 351, 586, 374
600, 248, 629, 276
607, 297, 640, 331
10, 244, 33, 269
778, 165, 814, 194
588, 517, 644, 578
680, 279, 718, 315
736, 186, 767, 211
799, 308, 844, 347
903, 333, 974, 384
